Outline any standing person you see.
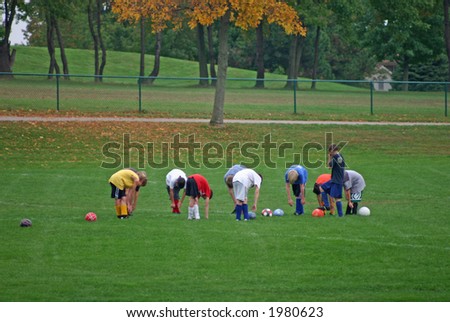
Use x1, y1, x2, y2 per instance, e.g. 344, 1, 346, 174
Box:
320, 144, 346, 217
284, 165, 308, 215
224, 164, 246, 213
166, 169, 187, 214
109, 168, 147, 219
343, 170, 366, 215
185, 174, 213, 220
232, 169, 263, 221
312, 173, 334, 214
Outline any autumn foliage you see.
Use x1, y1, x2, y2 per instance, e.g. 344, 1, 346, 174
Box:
112, 0, 306, 36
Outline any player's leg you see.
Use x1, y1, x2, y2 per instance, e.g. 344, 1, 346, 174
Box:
320, 181, 331, 210
292, 184, 303, 215
331, 183, 344, 217
233, 182, 246, 221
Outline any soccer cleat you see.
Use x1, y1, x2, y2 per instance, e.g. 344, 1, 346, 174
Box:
231, 208, 237, 214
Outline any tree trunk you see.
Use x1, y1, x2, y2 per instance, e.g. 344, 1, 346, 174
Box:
311, 26, 320, 90
444, 0, 450, 88
210, 10, 230, 126
401, 55, 409, 92
207, 25, 217, 87
0, 0, 18, 77
284, 35, 304, 89
46, 14, 60, 79
148, 31, 162, 85
97, 0, 107, 81
54, 18, 70, 80
139, 17, 145, 78
255, 22, 265, 89
87, 0, 100, 80
197, 24, 209, 86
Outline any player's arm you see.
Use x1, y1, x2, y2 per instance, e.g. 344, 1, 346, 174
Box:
345, 188, 353, 208
252, 186, 260, 212
285, 182, 293, 206
300, 183, 306, 205
228, 187, 237, 204
128, 177, 140, 212
179, 190, 186, 208
204, 197, 210, 220
169, 188, 176, 208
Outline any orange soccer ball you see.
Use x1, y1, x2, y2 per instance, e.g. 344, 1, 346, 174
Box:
312, 208, 325, 217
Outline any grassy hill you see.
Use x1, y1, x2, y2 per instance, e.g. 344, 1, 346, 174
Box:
11, 46, 355, 91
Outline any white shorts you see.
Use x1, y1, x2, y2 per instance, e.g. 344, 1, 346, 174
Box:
233, 181, 248, 202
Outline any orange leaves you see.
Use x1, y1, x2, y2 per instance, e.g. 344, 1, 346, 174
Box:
111, 0, 306, 35
112, 0, 180, 33
186, 0, 229, 28
186, 0, 306, 36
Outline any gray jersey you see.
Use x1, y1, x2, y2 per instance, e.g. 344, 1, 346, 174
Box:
343, 170, 366, 193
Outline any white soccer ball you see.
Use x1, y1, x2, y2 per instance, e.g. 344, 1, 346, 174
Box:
261, 208, 273, 217
358, 206, 371, 216
273, 208, 284, 216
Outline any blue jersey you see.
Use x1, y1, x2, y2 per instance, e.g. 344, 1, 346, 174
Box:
329, 153, 345, 184
224, 164, 246, 183
284, 165, 308, 184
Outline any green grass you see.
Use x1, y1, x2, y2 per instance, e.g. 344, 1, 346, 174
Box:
1, 46, 448, 122
0, 121, 449, 301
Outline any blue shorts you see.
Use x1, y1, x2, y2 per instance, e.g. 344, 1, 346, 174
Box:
321, 181, 343, 199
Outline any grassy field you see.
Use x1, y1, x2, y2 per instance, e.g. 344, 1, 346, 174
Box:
1, 46, 448, 122
0, 120, 449, 302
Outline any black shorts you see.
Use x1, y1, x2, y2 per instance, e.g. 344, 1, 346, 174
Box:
312, 183, 321, 195
185, 178, 199, 198
110, 183, 126, 199
292, 184, 301, 197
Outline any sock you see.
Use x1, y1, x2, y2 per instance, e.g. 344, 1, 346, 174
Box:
194, 204, 200, 219
243, 204, 249, 220
173, 200, 179, 213
336, 201, 343, 217
115, 205, 121, 216
352, 202, 358, 215
345, 203, 352, 215
235, 204, 243, 220
296, 198, 304, 214
188, 206, 194, 219
321, 192, 330, 209
120, 204, 128, 216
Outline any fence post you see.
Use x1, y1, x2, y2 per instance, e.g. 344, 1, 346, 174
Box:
370, 81, 374, 115
138, 77, 142, 113
293, 79, 297, 114
445, 83, 448, 117
56, 74, 60, 111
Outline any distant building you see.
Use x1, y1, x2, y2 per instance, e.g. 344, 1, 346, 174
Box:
366, 60, 397, 91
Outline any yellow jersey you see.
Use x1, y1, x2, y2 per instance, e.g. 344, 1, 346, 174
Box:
109, 169, 139, 190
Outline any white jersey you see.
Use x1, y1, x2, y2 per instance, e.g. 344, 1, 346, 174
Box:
232, 169, 262, 189
166, 169, 187, 189
343, 170, 366, 193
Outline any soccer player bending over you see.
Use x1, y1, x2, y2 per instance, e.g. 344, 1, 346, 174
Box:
109, 168, 147, 219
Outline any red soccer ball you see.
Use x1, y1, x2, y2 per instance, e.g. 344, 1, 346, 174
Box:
85, 212, 97, 222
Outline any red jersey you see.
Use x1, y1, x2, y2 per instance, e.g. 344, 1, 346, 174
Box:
189, 174, 212, 198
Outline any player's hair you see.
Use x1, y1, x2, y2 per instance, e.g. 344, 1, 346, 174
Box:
225, 175, 234, 188
288, 170, 299, 184
328, 144, 339, 152
176, 177, 186, 189
138, 171, 147, 186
